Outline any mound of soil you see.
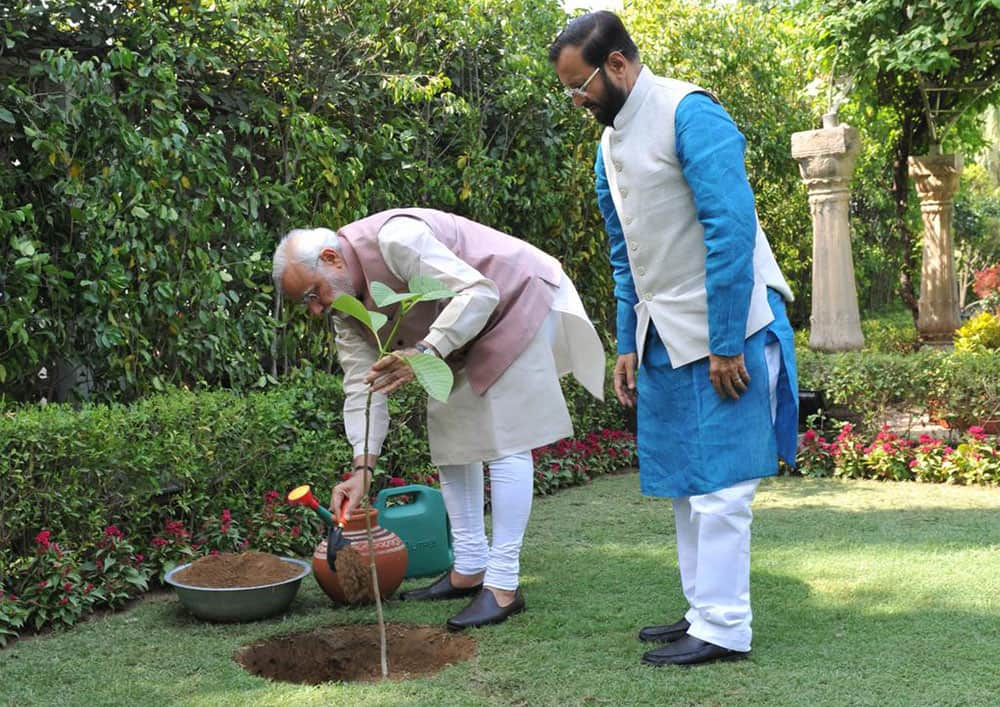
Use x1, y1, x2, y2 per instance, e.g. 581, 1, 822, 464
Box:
235, 623, 477, 684
173, 551, 301, 588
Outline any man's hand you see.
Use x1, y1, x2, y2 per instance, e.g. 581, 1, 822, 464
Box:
330, 471, 368, 520
614, 353, 638, 407
364, 348, 418, 395
708, 353, 750, 400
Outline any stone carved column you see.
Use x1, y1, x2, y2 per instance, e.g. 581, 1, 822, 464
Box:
791, 120, 864, 351
908, 153, 963, 344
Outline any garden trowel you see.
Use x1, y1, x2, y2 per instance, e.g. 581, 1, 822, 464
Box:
286, 484, 352, 572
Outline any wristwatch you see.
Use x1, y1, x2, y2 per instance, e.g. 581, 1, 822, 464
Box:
414, 342, 437, 357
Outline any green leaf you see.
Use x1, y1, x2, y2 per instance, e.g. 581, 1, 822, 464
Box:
132, 206, 149, 219
0, 107, 14, 124
370, 280, 413, 307
407, 353, 454, 402
331, 294, 388, 339
408, 275, 457, 302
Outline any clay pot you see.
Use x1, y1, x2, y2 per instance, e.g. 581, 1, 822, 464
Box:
311, 507, 408, 604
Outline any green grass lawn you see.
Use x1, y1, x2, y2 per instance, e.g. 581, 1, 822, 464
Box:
2, 474, 998, 707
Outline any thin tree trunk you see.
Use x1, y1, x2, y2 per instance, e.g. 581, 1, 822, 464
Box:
893, 115, 919, 322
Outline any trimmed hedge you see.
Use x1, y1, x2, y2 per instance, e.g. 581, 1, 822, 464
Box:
0, 368, 628, 577
796, 348, 1000, 430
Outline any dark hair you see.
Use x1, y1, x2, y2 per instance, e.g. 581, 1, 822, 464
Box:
548, 11, 639, 66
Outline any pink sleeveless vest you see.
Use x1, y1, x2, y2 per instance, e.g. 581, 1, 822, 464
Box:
336, 208, 562, 395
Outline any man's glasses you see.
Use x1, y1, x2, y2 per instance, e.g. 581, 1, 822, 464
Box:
563, 66, 600, 99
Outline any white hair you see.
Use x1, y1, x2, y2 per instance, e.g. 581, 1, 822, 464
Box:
271, 227, 341, 288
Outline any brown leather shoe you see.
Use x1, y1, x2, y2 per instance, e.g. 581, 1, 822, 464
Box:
638, 618, 691, 643
446, 588, 525, 631
399, 572, 483, 601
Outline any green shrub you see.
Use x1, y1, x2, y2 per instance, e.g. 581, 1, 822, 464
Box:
796, 347, 1000, 432
954, 311, 1000, 353
796, 423, 998, 487
0, 368, 632, 642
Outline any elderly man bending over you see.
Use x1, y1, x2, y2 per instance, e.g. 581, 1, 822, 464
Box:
272, 208, 605, 630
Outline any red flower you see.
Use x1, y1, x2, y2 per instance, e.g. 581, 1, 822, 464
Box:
291, 525, 301, 537
222, 509, 232, 523
210, 549, 220, 556
63, 582, 73, 592
151, 537, 168, 547
84, 583, 94, 594
134, 553, 145, 563
35, 530, 52, 549
38, 580, 48, 588
60, 596, 69, 606
103, 525, 124, 539
264, 490, 281, 505
388, 476, 406, 487
967, 426, 986, 440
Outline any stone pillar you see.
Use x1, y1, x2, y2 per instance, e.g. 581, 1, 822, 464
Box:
791, 118, 864, 351
908, 153, 963, 344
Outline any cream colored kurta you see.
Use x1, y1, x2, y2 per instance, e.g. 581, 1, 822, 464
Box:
334, 216, 605, 465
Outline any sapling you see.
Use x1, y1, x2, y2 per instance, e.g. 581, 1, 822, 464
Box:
330, 274, 456, 679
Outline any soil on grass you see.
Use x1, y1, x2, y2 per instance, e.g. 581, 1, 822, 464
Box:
173, 552, 300, 588
235, 623, 477, 684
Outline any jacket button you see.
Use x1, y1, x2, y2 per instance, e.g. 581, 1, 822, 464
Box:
637, 267, 646, 276
644, 293, 652, 301
629, 241, 638, 251
625, 216, 633, 224
615, 162, 623, 172
621, 188, 629, 198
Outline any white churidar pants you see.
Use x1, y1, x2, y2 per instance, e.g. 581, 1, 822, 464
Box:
438, 450, 534, 591
672, 342, 781, 652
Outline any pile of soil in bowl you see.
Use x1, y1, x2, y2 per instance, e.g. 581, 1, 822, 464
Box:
235, 623, 477, 684
173, 551, 301, 588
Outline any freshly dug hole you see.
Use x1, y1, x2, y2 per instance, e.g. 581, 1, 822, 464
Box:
235, 623, 477, 683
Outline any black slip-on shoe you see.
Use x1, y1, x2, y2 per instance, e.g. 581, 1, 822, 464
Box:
398, 572, 483, 601
638, 618, 691, 643
641, 635, 750, 667
446, 588, 525, 631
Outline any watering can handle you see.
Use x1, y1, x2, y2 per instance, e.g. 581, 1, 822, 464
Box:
374, 484, 427, 508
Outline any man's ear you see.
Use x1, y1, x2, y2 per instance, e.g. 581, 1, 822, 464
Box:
318, 247, 344, 267
606, 50, 629, 78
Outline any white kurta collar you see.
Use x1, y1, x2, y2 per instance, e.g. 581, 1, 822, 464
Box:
612, 65, 654, 131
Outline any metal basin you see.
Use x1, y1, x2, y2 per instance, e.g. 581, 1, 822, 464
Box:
165, 557, 311, 622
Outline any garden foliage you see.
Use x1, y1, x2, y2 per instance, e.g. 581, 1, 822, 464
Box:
0, 370, 630, 642
0, 0, 609, 403
2, 0, 877, 406
797, 347, 1000, 430
796, 423, 998, 486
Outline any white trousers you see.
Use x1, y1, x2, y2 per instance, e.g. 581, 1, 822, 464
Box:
672, 341, 781, 652
438, 450, 534, 591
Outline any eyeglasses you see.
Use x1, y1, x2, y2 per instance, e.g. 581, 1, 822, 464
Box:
563, 66, 600, 99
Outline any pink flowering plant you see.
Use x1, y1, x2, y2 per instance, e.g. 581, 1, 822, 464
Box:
196, 508, 245, 555
16, 530, 93, 630
147, 519, 198, 582
862, 427, 913, 481
830, 423, 867, 479
796, 423, 998, 486
80, 525, 152, 609
245, 490, 318, 556
531, 429, 637, 496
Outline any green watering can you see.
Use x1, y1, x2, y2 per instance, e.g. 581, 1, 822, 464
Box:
374, 484, 453, 579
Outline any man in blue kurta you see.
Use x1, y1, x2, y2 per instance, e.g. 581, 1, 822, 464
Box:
550, 12, 799, 666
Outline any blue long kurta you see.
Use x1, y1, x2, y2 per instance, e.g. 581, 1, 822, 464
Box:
596, 92, 799, 498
